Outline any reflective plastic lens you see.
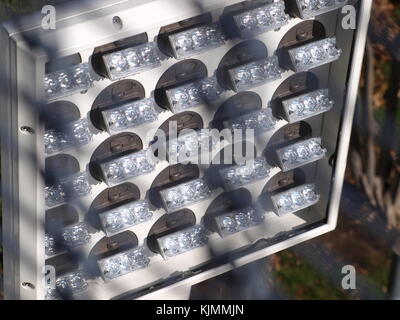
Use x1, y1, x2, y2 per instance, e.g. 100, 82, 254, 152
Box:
45, 222, 91, 256
219, 158, 271, 189
157, 225, 208, 258
166, 76, 224, 113
233, 1, 290, 38
296, 0, 348, 19
45, 171, 92, 208
44, 118, 93, 154
289, 37, 342, 72
45, 270, 88, 300
228, 108, 277, 132
100, 149, 157, 186
98, 246, 150, 281
169, 24, 225, 59
282, 89, 333, 123
168, 130, 218, 164
44, 63, 93, 101
271, 183, 320, 215
276, 137, 327, 172
160, 178, 212, 211
216, 207, 265, 237
229, 56, 283, 91
103, 42, 162, 80
102, 98, 159, 134
99, 200, 153, 236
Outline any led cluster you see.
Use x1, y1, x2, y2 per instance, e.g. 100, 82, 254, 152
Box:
44, 63, 93, 101
229, 56, 283, 91
157, 225, 208, 258
276, 137, 326, 172
282, 89, 334, 123
228, 108, 277, 132
169, 24, 225, 59
99, 200, 153, 236
100, 149, 157, 186
219, 158, 271, 189
45, 270, 88, 300
98, 246, 150, 281
166, 76, 224, 113
234, 1, 290, 38
271, 184, 320, 215
45, 172, 92, 208
296, 0, 349, 19
103, 42, 162, 80
102, 98, 159, 134
168, 130, 218, 164
44, 118, 93, 154
289, 37, 342, 72
45, 222, 91, 256
216, 207, 265, 237
160, 178, 212, 211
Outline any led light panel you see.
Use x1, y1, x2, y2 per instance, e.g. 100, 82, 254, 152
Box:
45, 270, 88, 300
228, 108, 277, 132
276, 137, 327, 172
219, 158, 271, 189
168, 130, 218, 164
216, 207, 265, 237
102, 98, 159, 134
157, 225, 208, 258
166, 76, 224, 113
99, 200, 153, 236
44, 118, 93, 154
296, 0, 349, 19
233, 1, 290, 38
160, 178, 212, 211
100, 149, 157, 186
45, 171, 92, 208
271, 183, 320, 216
98, 246, 150, 281
282, 89, 334, 123
169, 23, 225, 59
103, 42, 162, 80
289, 37, 342, 72
229, 56, 283, 91
44, 62, 93, 101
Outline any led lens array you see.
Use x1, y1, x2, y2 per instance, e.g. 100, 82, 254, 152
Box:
102, 98, 159, 134
168, 130, 218, 164
276, 137, 326, 172
229, 56, 283, 91
44, 118, 93, 154
157, 225, 208, 258
233, 1, 290, 38
216, 207, 265, 237
100, 149, 157, 186
228, 108, 277, 132
98, 246, 150, 281
271, 183, 320, 215
45, 171, 92, 208
44, 63, 93, 101
289, 37, 342, 72
160, 178, 212, 211
103, 42, 162, 80
99, 200, 153, 236
46, 270, 88, 300
45, 222, 91, 256
219, 158, 271, 189
169, 24, 225, 59
296, 0, 348, 19
282, 89, 334, 123
166, 76, 224, 113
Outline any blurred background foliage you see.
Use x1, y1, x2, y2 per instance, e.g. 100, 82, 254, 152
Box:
0, 0, 399, 300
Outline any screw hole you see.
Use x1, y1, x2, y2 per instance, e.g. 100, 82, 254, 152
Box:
112, 16, 123, 30
20, 126, 35, 135
21, 282, 35, 290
